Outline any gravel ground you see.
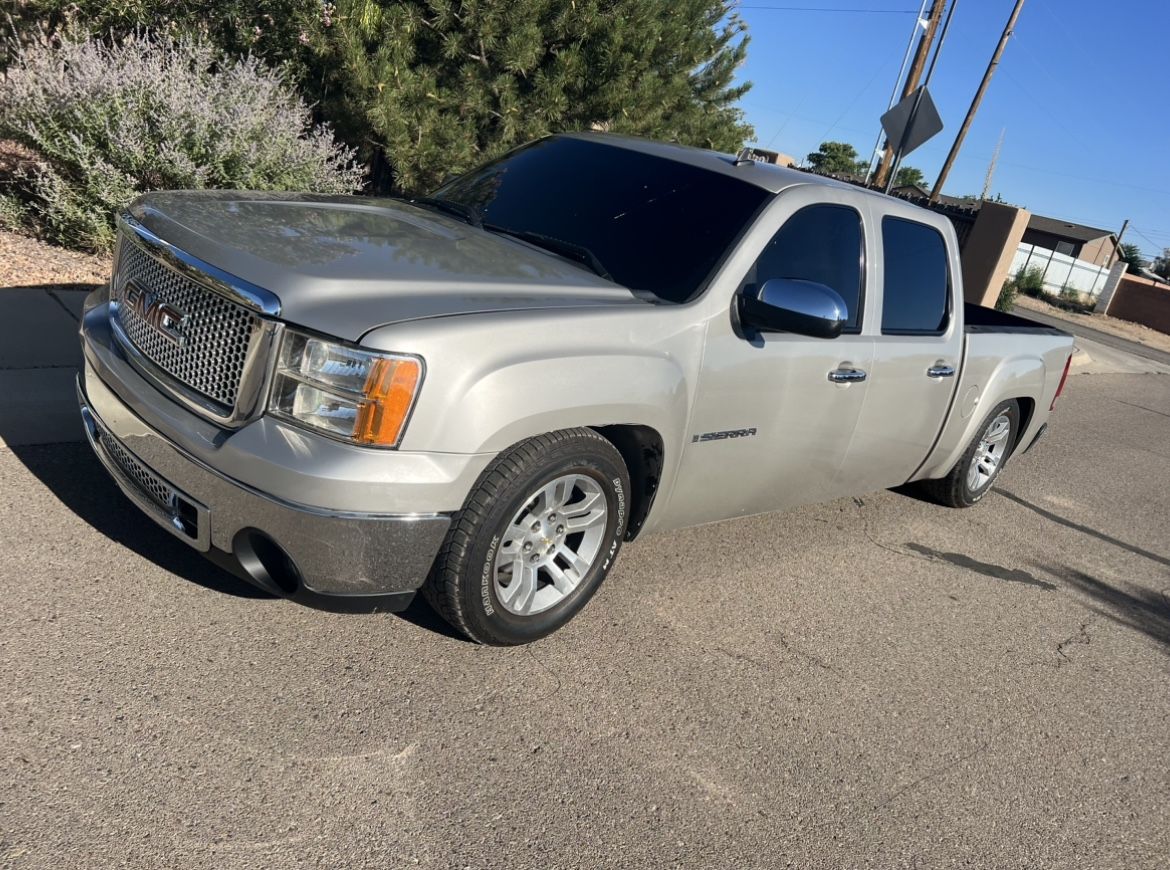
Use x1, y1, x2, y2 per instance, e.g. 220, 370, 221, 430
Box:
0, 230, 111, 290
1015, 294, 1170, 354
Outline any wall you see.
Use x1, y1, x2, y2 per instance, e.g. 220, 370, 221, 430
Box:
1009, 243, 1113, 301
1018, 230, 1116, 267
960, 202, 1031, 307
1078, 235, 1118, 267
1105, 274, 1170, 335
1093, 261, 1132, 314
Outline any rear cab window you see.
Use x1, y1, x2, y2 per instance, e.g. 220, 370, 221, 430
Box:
880, 216, 951, 334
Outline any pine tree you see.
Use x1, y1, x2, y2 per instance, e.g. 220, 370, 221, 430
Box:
314, 0, 753, 192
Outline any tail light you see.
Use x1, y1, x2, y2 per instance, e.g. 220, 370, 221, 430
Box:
1050, 353, 1072, 411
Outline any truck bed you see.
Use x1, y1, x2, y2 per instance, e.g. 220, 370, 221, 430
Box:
963, 303, 1070, 336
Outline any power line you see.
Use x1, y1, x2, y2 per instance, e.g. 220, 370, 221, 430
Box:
993, 158, 1170, 198
816, 53, 894, 145
1130, 227, 1165, 256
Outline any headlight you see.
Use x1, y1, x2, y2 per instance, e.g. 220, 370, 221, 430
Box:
268, 330, 422, 448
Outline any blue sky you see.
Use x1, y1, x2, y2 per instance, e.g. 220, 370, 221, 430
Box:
730, 0, 1169, 261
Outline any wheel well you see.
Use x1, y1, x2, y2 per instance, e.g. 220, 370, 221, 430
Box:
1012, 397, 1035, 453
591, 425, 664, 541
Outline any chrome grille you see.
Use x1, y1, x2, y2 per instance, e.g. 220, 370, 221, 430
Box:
112, 239, 260, 409
99, 423, 176, 515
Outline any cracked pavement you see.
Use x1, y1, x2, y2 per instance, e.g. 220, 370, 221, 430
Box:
1, 373, 1169, 868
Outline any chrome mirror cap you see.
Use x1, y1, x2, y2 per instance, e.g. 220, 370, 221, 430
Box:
740, 278, 847, 339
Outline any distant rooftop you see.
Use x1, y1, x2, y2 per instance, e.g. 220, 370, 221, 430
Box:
1026, 214, 1114, 243
890, 184, 1114, 241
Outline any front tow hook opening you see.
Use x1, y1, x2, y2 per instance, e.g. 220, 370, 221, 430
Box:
233, 529, 303, 596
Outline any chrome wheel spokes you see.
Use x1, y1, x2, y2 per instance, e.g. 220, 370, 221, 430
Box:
493, 473, 608, 616
967, 412, 1011, 491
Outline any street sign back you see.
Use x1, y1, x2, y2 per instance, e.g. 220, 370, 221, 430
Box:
880, 86, 944, 158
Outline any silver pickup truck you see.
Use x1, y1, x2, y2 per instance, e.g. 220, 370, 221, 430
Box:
78, 133, 1075, 644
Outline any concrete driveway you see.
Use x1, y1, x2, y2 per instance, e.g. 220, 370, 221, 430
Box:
1, 304, 1168, 866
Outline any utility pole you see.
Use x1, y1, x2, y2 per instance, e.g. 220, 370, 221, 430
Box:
981, 127, 1004, 201
1093, 218, 1128, 313
1112, 219, 1130, 266
931, 0, 1026, 202
882, 0, 958, 194
865, 0, 930, 184
873, 0, 947, 189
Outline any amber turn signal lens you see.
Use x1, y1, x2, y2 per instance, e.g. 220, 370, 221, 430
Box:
353, 357, 422, 446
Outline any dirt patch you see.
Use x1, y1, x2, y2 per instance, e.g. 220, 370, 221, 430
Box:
0, 229, 112, 289
1014, 293, 1170, 355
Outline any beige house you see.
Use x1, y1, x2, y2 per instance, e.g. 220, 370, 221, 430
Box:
892, 185, 1121, 268
1020, 215, 1119, 267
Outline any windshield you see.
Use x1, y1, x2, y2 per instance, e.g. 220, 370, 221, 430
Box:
433, 136, 770, 303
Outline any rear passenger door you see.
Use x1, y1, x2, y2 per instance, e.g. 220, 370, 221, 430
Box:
835, 209, 962, 493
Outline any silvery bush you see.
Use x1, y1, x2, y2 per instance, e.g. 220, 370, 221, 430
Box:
0, 32, 364, 251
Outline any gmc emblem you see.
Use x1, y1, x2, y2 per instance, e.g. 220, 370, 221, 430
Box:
125, 282, 188, 347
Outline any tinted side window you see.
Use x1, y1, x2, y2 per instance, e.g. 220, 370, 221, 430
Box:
880, 217, 950, 334
754, 205, 864, 330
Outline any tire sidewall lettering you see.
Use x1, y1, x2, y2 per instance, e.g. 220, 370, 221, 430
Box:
463, 439, 631, 642
602, 475, 626, 572
480, 534, 499, 616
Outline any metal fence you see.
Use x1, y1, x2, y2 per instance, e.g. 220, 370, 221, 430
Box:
1009, 243, 1112, 300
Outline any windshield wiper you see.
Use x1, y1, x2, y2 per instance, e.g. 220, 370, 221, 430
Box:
408, 196, 482, 228
485, 225, 613, 282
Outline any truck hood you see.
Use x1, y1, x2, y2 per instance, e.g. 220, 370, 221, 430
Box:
128, 191, 644, 342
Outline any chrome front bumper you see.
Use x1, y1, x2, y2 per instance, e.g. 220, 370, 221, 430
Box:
77, 371, 451, 601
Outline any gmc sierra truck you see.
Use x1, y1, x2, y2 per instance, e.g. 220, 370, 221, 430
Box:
78, 133, 1075, 645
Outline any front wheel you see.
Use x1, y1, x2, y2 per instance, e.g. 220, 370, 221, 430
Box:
423, 429, 630, 645
923, 400, 1019, 508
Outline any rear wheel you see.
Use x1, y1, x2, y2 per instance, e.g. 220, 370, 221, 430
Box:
423, 429, 629, 645
923, 400, 1019, 508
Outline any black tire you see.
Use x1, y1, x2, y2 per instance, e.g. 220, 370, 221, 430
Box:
423, 428, 630, 645
922, 399, 1020, 508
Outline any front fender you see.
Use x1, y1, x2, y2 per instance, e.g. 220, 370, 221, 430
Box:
455, 353, 687, 453
362, 306, 701, 469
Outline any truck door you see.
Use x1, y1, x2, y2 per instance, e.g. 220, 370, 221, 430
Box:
662, 195, 877, 530
834, 210, 962, 493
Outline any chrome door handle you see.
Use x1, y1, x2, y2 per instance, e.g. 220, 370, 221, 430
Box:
927, 365, 956, 379
828, 367, 868, 383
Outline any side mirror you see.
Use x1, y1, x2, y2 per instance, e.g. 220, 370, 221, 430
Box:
739, 278, 847, 339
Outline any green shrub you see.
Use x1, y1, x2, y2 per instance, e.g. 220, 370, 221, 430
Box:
1059, 284, 1081, 305
1, 1, 319, 74
0, 193, 28, 231
995, 278, 1018, 312
0, 32, 363, 251
1014, 266, 1046, 298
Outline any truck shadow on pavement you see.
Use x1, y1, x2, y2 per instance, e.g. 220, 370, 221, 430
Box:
1042, 565, 1170, 651
903, 543, 1057, 590
890, 484, 1170, 651
997, 488, 1170, 568
6, 440, 467, 638
8, 441, 270, 599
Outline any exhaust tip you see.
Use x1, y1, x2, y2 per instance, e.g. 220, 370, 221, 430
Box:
233, 529, 302, 596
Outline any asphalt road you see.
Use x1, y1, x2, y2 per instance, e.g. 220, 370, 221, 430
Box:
1019, 307, 1170, 367
2, 373, 1169, 869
